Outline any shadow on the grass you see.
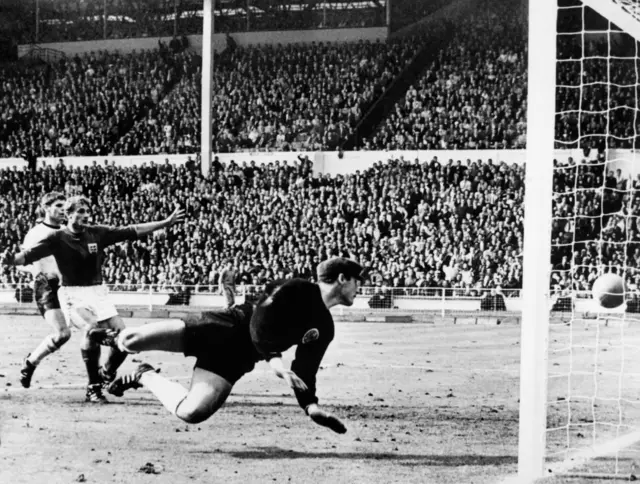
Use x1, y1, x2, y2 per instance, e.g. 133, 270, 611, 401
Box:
210, 446, 518, 466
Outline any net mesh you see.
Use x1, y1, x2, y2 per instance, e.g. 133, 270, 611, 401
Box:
546, 0, 640, 477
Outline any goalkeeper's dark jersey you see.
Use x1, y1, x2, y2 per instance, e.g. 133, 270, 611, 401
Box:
250, 278, 335, 410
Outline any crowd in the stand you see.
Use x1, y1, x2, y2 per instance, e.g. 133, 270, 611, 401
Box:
119, 39, 420, 154
2, 153, 639, 304
3, 0, 638, 158
0, 155, 525, 296
1, 39, 420, 157
362, 3, 640, 150
0, 48, 198, 159
550, 154, 640, 297
364, 3, 527, 150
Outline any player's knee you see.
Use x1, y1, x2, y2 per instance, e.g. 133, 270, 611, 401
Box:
175, 406, 215, 424
175, 395, 220, 424
53, 327, 72, 346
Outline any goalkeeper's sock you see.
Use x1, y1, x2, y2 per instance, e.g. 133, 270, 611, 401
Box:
103, 347, 127, 375
140, 371, 188, 415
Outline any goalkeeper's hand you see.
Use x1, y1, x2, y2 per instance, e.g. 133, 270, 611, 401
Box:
269, 357, 308, 392
279, 369, 308, 392
306, 404, 347, 434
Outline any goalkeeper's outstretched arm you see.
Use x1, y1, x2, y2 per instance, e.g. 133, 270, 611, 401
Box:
269, 355, 346, 434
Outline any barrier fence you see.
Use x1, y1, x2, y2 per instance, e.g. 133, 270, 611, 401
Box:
0, 282, 523, 314
3, 282, 639, 316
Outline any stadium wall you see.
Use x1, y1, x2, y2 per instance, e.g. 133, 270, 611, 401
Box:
17, 27, 388, 57
29, 149, 638, 176
0, 158, 28, 170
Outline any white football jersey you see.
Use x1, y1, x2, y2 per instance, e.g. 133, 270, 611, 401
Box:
19, 222, 62, 279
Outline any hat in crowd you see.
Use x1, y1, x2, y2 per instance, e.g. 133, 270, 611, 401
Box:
317, 257, 365, 283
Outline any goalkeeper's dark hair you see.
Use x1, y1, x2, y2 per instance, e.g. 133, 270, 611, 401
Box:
40, 191, 66, 208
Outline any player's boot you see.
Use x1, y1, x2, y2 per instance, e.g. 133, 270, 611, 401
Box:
85, 383, 109, 404
88, 328, 120, 347
98, 366, 117, 389
106, 363, 158, 397
19, 356, 36, 389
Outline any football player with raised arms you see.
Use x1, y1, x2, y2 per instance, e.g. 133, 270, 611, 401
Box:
3, 195, 186, 403
105, 257, 365, 433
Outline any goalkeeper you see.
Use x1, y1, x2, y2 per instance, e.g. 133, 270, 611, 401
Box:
106, 257, 365, 434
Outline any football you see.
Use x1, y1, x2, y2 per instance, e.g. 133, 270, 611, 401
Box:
591, 273, 625, 309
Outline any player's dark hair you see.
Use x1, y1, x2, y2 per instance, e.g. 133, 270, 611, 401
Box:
40, 191, 66, 207
64, 195, 91, 215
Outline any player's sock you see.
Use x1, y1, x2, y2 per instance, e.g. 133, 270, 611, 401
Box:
28, 334, 63, 366
81, 347, 102, 385
102, 347, 127, 376
140, 371, 188, 415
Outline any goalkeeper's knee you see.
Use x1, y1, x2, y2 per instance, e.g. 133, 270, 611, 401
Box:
115, 328, 139, 354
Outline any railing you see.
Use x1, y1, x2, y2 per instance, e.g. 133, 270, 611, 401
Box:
2, 282, 636, 316
0, 282, 523, 314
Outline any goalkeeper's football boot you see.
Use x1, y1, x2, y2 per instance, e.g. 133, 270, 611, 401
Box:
19, 355, 36, 389
106, 363, 158, 397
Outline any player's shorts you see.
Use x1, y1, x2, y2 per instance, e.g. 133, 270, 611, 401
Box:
183, 303, 260, 384
58, 284, 119, 327
34, 274, 61, 317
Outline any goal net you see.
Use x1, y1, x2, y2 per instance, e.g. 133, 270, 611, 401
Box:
520, 0, 640, 481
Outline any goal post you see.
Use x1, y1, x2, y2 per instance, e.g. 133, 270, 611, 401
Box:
518, 0, 558, 480
518, 0, 640, 481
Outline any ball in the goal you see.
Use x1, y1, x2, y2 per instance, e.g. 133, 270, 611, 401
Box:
591, 273, 625, 309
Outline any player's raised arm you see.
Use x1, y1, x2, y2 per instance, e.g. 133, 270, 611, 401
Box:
97, 206, 187, 247
131, 206, 186, 237
3, 234, 58, 267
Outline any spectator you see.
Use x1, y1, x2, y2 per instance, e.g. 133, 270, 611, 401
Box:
219, 260, 237, 308
480, 288, 507, 311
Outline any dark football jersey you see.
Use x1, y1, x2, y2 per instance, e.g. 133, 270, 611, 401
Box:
21, 225, 138, 286
250, 278, 335, 409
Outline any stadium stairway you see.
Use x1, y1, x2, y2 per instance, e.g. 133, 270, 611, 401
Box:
342, 0, 474, 150
111, 52, 202, 152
